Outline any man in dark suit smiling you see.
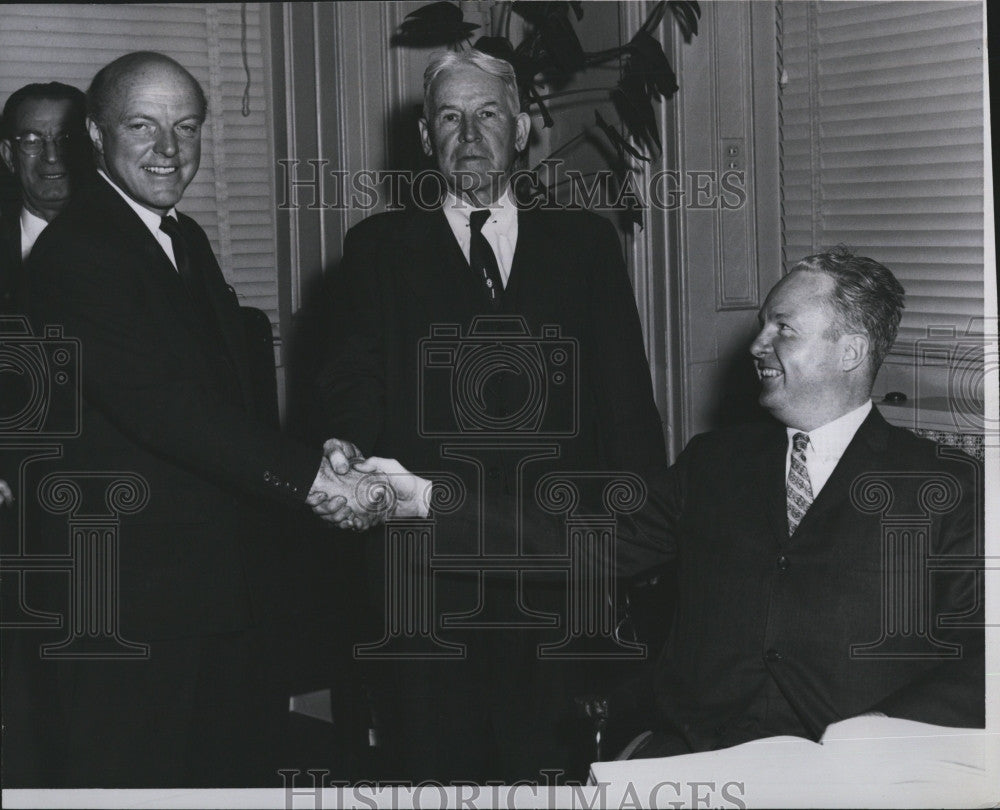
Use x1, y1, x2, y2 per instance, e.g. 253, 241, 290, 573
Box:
607, 249, 986, 758
24, 51, 376, 787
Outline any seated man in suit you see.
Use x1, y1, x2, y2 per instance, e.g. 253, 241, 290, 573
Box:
371, 247, 985, 758
1, 81, 90, 312
618, 249, 984, 756
316, 48, 667, 782
18, 51, 378, 788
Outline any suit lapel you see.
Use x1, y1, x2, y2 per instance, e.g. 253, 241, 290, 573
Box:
88, 181, 199, 330
180, 214, 255, 408
793, 408, 890, 536
1, 212, 22, 310
399, 208, 483, 317
754, 421, 792, 544
89, 181, 254, 409
506, 209, 562, 308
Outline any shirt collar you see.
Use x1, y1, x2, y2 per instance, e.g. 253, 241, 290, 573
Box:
441, 185, 518, 233
19, 207, 48, 259
786, 399, 873, 457
98, 169, 177, 234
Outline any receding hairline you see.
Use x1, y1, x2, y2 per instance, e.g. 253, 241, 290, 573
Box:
88, 52, 207, 124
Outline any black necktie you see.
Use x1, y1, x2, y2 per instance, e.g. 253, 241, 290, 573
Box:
159, 215, 215, 325
469, 209, 504, 308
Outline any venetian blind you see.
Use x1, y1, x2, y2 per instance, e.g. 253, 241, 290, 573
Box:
779, 0, 985, 349
0, 3, 280, 332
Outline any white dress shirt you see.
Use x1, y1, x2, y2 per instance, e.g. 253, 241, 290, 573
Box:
97, 169, 180, 271
784, 400, 873, 497
441, 186, 518, 287
20, 208, 48, 260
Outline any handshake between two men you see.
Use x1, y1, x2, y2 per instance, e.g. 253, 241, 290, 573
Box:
306, 438, 434, 530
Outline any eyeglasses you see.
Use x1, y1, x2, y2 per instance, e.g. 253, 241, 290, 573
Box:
11, 133, 73, 157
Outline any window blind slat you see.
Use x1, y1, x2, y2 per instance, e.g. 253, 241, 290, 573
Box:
779, 0, 985, 347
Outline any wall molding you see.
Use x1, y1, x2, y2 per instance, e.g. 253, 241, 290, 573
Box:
619, 1, 685, 459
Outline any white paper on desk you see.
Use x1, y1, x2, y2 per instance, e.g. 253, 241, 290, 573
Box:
588, 717, 998, 808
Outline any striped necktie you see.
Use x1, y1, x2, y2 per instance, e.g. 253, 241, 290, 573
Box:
787, 431, 814, 536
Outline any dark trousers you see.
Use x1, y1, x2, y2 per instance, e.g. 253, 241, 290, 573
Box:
369, 628, 591, 784
362, 570, 635, 785
6, 625, 290, 788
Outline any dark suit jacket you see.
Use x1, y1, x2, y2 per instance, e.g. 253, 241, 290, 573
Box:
312, 204, 667, 779
316, 205, 667, 610
26, 178, 321, 640
1, 206, 23, 314
602, 407, 984, 753
441, 406, 985, 752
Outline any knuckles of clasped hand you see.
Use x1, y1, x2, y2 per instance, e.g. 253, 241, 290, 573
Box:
309, 444, 424, 530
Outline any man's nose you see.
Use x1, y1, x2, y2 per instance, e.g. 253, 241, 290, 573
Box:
460, 117, 481, 142
41, 138, 63, 163
153, 127, 178, 156
749, 327, 770, 357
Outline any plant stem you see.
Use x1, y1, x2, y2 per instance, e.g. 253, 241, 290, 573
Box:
533, 129, 590, 167
534, 87, 610, 103
585, 47, 628, 65
543, 171, 612, 191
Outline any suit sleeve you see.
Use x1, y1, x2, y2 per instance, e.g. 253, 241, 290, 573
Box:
584, 216, 668, 474
431, 426, 695, 577
27, 230, 323, 505
313, 221, 387, 456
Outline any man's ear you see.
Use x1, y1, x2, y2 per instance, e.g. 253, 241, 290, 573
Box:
86, 117, 104, 157
514, 112, 530, 152
417, 118, 433, 158
841, 333, 870, 372
0, 139, 14, 174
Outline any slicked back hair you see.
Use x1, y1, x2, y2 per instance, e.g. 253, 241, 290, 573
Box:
2, 82, 86, 139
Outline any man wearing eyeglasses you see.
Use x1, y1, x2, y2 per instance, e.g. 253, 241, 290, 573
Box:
0, 82, 90, 313
1, 88, 90, 780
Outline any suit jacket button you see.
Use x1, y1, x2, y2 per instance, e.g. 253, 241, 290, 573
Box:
764, 648, 782, 663
777, 554, 790, 571
264, 471, 272, 482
